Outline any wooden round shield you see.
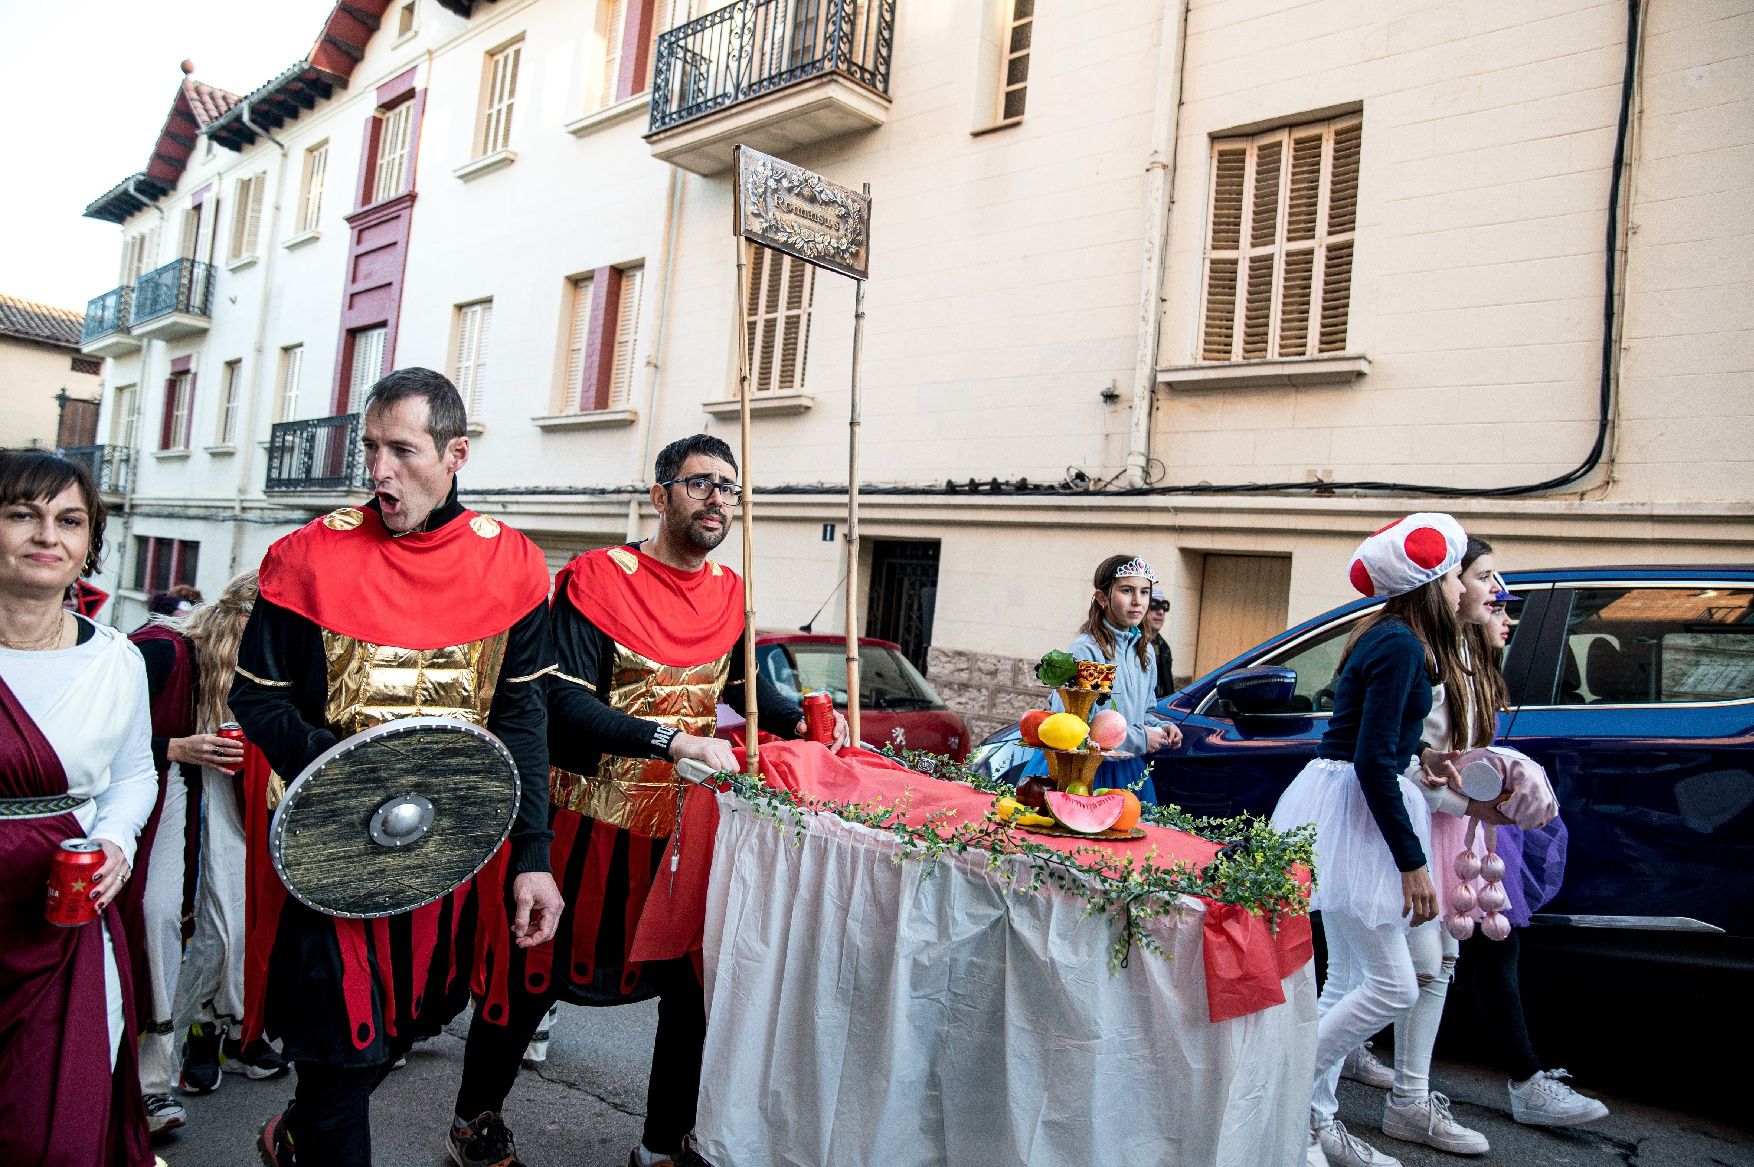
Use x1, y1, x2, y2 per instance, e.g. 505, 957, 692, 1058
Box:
269, 716, 519, 918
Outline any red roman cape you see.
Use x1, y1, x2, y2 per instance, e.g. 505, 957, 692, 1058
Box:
259, 505, 549, 651
559, 545, 745, 667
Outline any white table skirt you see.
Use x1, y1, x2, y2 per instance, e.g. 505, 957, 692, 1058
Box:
695, 795, 1317, 1167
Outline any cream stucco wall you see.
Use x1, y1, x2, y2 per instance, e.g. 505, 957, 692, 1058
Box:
1, 337, 100, 450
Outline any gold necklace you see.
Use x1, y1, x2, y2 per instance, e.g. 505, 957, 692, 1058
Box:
0, 610, 68, 651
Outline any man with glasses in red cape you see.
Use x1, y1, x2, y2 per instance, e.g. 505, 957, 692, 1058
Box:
452, 434, 844, 1167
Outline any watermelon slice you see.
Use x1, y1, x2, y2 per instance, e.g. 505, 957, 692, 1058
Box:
1043, 790, 1126, 834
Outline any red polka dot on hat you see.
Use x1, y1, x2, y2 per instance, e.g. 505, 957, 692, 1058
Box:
1403, 526, 1448, 570
1347, 513, 1467, 599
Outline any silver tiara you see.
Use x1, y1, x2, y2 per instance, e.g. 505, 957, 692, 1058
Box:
1112, 556, 1157, 585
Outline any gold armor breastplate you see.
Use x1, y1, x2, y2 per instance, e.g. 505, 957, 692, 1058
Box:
550, 642, 729, 838
321, 631, 508, 735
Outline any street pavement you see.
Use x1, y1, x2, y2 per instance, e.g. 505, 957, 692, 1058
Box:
156, 1001, 1753, 1167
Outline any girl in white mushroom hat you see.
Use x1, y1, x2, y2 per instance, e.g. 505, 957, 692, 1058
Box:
1270, 513, 1471, 1167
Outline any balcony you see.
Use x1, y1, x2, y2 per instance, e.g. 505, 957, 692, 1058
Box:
130, 259, 215, 342
265, 413, 373, 500
80, 287, 139, 359
647, 0, 893, 176
58, 445, 132, 497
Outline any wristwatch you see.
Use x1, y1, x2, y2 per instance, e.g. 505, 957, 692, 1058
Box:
651, 724, 679, 759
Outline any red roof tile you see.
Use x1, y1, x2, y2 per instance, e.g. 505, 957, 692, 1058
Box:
0, 294, 85, 349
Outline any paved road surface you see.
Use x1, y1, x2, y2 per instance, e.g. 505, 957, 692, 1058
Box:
155, 1001, 1753, 1167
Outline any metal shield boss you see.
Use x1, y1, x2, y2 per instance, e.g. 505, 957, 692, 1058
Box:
269, 716, 519, 918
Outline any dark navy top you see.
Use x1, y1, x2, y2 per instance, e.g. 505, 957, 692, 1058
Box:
1316, 616, 1432, 872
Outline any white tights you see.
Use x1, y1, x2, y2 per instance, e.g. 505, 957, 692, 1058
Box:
1391, 922, 1458, 1101
1311, 911, 1423, 1126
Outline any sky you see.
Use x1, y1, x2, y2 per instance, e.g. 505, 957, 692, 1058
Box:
0, 0, 336, 312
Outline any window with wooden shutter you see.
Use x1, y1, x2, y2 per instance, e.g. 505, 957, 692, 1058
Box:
373, 102, 415, 203
594, 0, 629, 112
607, 265, 643, 409
299, 143, 328, 234
349, 326, 388, 406
453, 301, 493, 416
278, 345, 304, 422
563, 274, 595, 410
161, 371, 194, 450
745, 244, 815, 394
480, 42, 522, 156
230, 174, 265, 260
179, 206, 201, 261
1199, 114, 1361, 363
218, 360, 242, 443
112, 384, 138, 447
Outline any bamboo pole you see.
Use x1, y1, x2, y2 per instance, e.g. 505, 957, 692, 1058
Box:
844, 184, 870, 749
735, 236, 759, 778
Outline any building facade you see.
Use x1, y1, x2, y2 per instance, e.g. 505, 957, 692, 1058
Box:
2, 294, 103, 452
76, 0, 1752, 738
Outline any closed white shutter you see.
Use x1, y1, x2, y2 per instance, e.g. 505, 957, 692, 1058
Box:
180, 206, 201, 260
453, 301, 493, 416
481, 43, 521, 155
565, 274, 594, 410
219, 360, 242, 443
373, 103, 414, 203
598, 0, 629, 111
745, 245, 814, 393
231, 174, 265, 260
279, 345, 304, 421
112, 384, 137, 447
607, 265, 643, 408
350, 326, 387, 405
301, 144, 328, 233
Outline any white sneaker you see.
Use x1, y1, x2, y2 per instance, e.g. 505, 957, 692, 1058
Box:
1340, 1041, 1394, 1090
1306, 1129, 1330, 1166
1509, 1068, 1610, 1127
1381, 1092, 1489, 1155
144, 1092, 186, 1135
1317, 1119, 1401, 1167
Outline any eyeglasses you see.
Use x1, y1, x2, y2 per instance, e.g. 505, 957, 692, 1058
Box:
660, 475, 743, 502
1148, 602, 1170, 613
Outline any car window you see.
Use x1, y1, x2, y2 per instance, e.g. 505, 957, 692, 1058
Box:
1258, 611, 1372, 711
763, 643, 947, 710
1557, 587, 1754, 705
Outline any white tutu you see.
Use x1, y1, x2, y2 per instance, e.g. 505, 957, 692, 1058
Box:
1271, 757, 1433, 930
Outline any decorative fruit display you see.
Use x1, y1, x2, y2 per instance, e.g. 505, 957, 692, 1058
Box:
1018, 709, 1052, 747
1035, 650, 1079, 688
993, 796, 1055, 828
1015, 774, 1051, 810
1036, 712, 1089, 751
1088, 710, 1127, 751
1093, 787, 1143, 831
1043, 790, 1126, 834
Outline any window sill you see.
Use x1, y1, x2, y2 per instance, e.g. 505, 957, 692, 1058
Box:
225, 255, 259, 273
531, 409, 638, 432
971, 117, 1023, 137
564, 92, 649, 137
1156, 353, 1371, 391
454, 149, 516, 182
283, 229, 320, 251
204, 444, 237, 456
153, 448, 192, 461
702, 393, 814, 419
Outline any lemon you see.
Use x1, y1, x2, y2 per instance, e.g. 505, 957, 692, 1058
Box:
994, 796, 1023, 822
1037, 712, 1089, 751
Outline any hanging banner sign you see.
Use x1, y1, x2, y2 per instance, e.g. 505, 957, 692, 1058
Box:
733, 145, 871, 281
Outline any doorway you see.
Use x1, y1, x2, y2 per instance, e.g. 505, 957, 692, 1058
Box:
866, 539, 939, 672
1192, 554, 1292, 677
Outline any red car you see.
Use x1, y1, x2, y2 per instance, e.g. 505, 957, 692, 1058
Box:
716, 633, 971, 761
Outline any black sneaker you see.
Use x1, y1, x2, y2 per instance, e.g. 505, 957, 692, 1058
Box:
448, 1111, 524, 1167
178, 1021, 223, 1095
222, 1035, 291, 1081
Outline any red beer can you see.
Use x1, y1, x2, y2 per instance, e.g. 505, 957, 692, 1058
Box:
217, 721, 247, 774
45, 838, 105, 927
802, 691, 836, 745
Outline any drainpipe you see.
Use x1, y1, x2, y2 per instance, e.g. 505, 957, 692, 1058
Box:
1123, 0, 1191, 488
626, 167, 686, 542
228, 101, 291, 575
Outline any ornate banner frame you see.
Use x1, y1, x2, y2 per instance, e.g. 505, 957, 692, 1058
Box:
733, 145, 871, 282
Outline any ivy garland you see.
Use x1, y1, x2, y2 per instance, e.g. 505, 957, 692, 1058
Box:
706, 746, 1315, 972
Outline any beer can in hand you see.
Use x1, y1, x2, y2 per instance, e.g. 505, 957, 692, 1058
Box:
45, 838, 105, 927
802, 692, 836, 745
217, 721, 247, 774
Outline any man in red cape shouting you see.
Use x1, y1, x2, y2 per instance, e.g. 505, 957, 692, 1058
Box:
230, 369, 562, 1167
452, 434, 843, 1167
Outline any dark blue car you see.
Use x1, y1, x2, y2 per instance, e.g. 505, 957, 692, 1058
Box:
974, 567, 1754, 973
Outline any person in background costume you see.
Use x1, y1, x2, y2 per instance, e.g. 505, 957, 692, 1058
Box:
230, 370, 562, 1167
1145, 586, 1175, 700
452, 433, 843, 1167
0, 449, 156, 1166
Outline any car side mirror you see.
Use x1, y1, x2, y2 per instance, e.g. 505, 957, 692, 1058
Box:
1214, 666, 1298, 715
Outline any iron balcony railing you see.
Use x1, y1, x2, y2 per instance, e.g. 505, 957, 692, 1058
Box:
650, 0, 894, 133
58, 445, 132, 495
265, 414, 371, 493
81, 287, 133, 344
131, 259, 215, 326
